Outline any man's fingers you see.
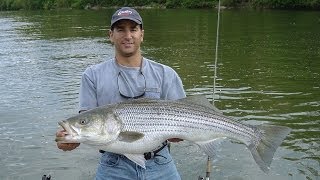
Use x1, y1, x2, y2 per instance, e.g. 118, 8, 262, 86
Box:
56, 130, 67, 137
56, 129, 80, 151
57, 142, 80, 151
168, 138, 183, 142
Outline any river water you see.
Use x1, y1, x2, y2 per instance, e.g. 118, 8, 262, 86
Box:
0, 9, 319, 180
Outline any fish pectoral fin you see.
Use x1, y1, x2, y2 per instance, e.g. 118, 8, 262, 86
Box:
124, 154, 146, 169
118, 131, 144, 142
197, 138, 226, 158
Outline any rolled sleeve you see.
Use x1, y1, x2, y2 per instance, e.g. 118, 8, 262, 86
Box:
161, 69, 186, 100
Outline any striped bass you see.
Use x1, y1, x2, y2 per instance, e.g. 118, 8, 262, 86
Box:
56, 96, 291, 173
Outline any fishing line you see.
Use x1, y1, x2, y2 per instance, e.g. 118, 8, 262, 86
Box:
212, 0, 221, 106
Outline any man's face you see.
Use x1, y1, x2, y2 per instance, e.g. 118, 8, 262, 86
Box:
109, 20, 144, 58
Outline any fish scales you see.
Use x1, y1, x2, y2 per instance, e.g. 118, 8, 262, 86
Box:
119, 105, 250, 141
114, 100, 256, 144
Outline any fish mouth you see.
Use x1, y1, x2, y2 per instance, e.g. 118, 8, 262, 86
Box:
56, 120, 79, 143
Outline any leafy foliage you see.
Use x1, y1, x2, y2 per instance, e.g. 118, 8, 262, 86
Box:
0, 0, 319, 10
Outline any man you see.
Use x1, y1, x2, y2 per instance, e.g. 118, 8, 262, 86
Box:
56, 7, 185, 180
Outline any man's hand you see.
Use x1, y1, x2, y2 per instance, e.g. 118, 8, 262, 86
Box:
168, 138, 183, 142
56, 130, 80, 151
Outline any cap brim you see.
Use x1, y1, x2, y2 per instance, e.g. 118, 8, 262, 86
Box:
111, 17, 142, 27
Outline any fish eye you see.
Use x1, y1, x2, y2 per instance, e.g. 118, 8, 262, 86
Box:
79, 119, 89, 125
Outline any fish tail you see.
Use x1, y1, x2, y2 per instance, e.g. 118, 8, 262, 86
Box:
248, 125, 291, 173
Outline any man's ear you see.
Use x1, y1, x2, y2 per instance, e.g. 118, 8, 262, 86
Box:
109, 29, 114, 44
141, 29, 144, 42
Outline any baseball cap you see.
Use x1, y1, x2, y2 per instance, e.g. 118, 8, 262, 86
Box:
111, 7, 143, 28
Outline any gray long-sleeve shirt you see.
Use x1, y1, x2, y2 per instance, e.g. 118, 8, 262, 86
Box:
79, 57, 186, 111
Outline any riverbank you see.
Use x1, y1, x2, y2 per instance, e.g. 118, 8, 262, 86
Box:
1, 0, 320, 11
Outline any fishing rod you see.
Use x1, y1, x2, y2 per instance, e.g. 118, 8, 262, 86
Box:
198, 0, 221, 179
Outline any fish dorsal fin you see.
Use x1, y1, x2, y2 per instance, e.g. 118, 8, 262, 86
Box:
118, 131, 144, 142
180, 95, 223, 114
124, 154, 146, 169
